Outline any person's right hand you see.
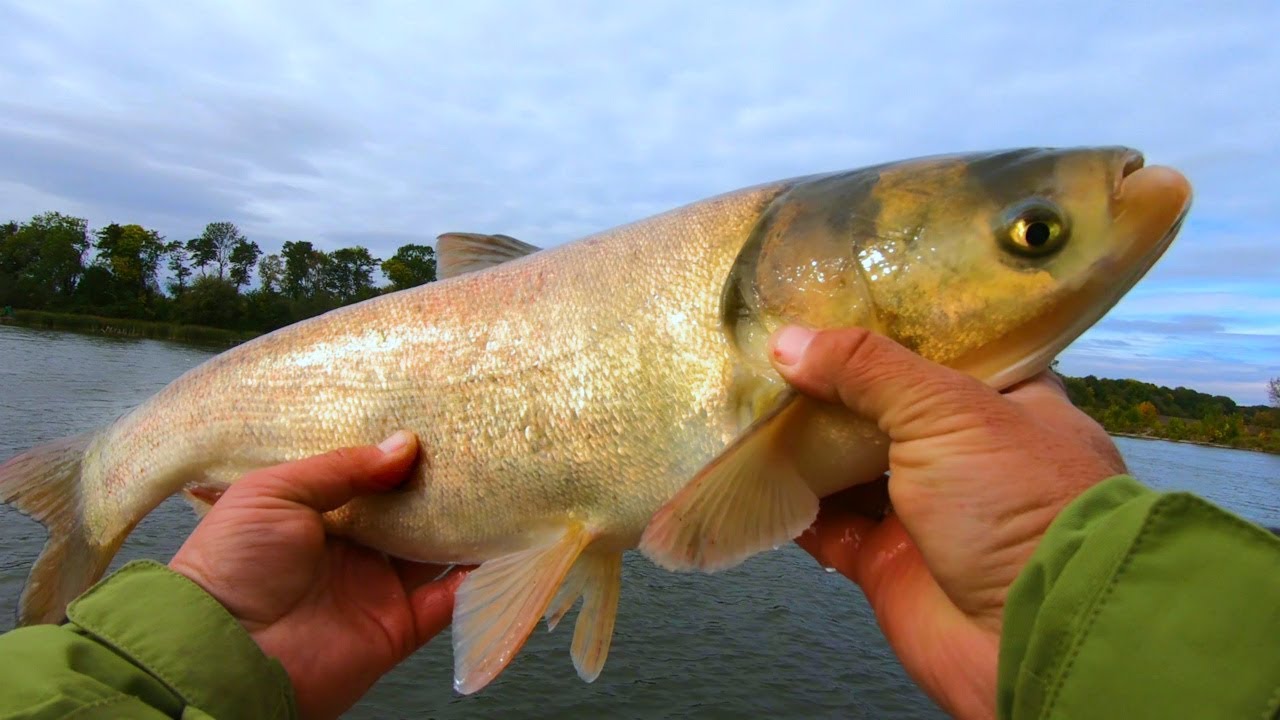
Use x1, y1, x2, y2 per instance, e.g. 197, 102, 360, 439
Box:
768, 326, 1128, 720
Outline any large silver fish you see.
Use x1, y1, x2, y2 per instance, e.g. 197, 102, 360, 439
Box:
1, 147, 1191, 693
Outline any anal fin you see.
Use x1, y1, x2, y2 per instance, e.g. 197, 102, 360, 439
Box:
452, 525, 589, 694
543, 551, 623, 682
640, 389, 818, 572
569, 552, 621, 682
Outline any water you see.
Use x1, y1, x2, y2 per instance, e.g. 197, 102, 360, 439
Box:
1, 324, 1277, 719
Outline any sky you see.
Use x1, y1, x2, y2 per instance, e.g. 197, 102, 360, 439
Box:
0, 1, 1276, 403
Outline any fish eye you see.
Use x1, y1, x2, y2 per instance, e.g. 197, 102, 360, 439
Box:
999, 200, 1069, 258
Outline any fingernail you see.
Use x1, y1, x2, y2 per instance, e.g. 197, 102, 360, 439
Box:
770, 326, 815, 367
377, 430, 411, 454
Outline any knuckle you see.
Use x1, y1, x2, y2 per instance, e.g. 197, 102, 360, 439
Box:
324, 446, 371, 473
816, 327, 881, 382
828, 328, 908, 399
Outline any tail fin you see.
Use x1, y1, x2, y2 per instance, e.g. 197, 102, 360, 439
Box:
0, 431, 118, 626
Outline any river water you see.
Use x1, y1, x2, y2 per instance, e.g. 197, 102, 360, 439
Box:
1, 324, 1277, 719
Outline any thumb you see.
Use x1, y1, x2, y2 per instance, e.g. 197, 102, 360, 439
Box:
767, 326, 1002, 440
236, 430, 420, 512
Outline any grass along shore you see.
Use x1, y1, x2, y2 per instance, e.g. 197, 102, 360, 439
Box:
2, 309, 260, 347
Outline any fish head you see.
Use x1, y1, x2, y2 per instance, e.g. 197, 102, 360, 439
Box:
725, 146, 1192, 389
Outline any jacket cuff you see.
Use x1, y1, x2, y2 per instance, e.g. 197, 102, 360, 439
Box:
66, 559, 297, 719
998, 474, 1280, 719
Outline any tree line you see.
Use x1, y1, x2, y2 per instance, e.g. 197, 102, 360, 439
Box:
0, 211, 437, 333
1062, 374, 1280, 454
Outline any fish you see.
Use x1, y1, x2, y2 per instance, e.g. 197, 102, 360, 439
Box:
0, 147, 1191, 694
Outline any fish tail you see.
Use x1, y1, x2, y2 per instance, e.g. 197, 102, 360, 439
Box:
0, 430, 121, 626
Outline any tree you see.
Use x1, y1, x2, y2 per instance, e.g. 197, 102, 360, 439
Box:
165, 241, 192, 296
175, 275, 242, 328
257, 254, 284, 294
74, 265, 120, 308
324, 246, 380, 303
1136, 401, 1159, 428
0, 221, 33, 306
187, 222, 245, 280
381, 243, 436, 291
29, 212, 91, 298
1269, 377, 1280, 408
282, 240, 323, 298
93, 223, 166, 300
0, 212, 91, 307
228, 239, 262, 289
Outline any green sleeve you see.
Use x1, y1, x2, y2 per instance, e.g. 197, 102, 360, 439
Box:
999, 474, 1280, 719
0, 560, 297, 719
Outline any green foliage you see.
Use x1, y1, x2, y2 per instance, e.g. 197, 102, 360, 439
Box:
165, 241, 192, 296
325, 246, 380, 303
258, 254, 284, 294
228, 239, 262, 289
1, 209, 439, 336
281, 240, 324, 299
242, 287, 293, 332
175, 275, 243, 328
93, 223, 167, 306
11, 309, 255, 346
1062, 374, 1279, 454
382, 244, 436, 290
0, 212, 91, 308
187, 222, 246, 280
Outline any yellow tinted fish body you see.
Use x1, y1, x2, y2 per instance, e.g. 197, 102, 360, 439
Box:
1, 148, 1191, 694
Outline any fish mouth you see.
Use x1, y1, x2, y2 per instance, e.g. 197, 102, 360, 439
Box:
955, 151, 1193, 389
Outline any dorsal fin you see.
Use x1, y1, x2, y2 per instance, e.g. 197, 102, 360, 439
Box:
436, 232, 541, 279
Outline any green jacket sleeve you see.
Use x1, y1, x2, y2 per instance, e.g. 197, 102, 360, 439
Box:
0, 560, 296, 719
999, 474, 1280, 719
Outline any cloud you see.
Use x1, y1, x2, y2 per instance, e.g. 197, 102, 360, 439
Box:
0, 0, 1276, 402
1103, 315, 1231, 336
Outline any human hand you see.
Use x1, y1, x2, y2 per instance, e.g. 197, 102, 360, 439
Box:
169, 431, 469, 720
769, 327, 1126, 720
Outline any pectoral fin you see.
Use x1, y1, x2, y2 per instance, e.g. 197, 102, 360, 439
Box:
437, 232, 541, 279
181, 482, 228, 518
452, 525, 589, 694
639, 390, 818, 572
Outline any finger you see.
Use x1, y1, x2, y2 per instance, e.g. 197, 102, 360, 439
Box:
392, 559, 456, 590
767, 326, 1002, 439
1003, 370, 1068, 400
796, 510, 879, 582
236, 430, 420, 512
851, 518, 994, 674
406, 565, 471, 645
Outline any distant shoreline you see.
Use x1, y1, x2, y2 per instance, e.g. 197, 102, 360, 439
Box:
1110, 432, 1265, 454
1, 309, 258, 348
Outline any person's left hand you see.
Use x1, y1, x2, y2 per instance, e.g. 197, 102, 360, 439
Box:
169, 431, 468, 720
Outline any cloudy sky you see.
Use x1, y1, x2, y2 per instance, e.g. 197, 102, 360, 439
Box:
1, 1, 1276, 403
